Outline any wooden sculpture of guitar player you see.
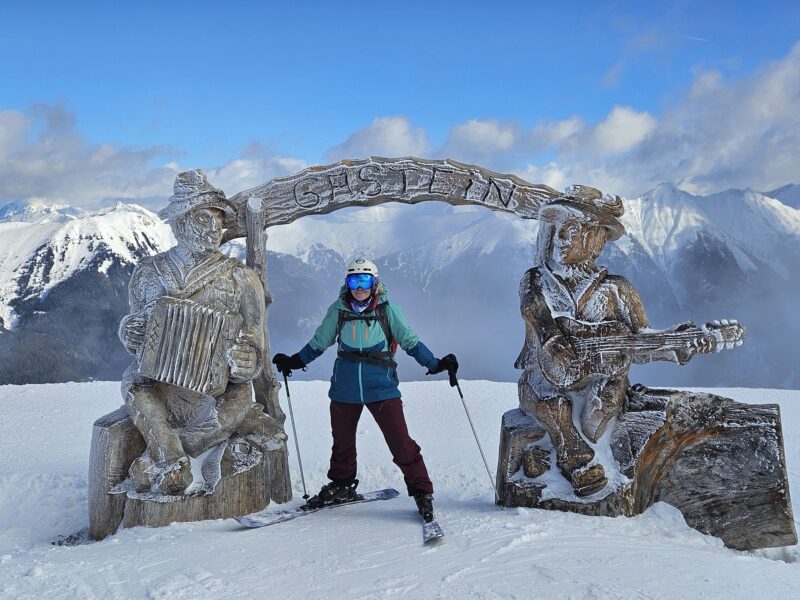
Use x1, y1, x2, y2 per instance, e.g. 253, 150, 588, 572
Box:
515, 185, 744, 496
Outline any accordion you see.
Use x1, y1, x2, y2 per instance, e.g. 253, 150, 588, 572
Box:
139, 297, 242, 396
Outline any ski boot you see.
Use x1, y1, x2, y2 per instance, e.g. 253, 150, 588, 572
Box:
414, 493, 435, 523
305, 479, 360, 510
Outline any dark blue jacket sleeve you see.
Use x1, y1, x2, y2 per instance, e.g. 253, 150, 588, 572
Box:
406, 340, 438, 371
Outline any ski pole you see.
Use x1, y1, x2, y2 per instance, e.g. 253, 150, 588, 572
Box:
449, 370, 499, 502
282, 372, 310, 500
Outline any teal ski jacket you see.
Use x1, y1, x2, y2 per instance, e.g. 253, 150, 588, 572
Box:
297, 284, 438, 403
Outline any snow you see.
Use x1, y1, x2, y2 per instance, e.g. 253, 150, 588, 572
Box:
767, 184, 800, 210
0, 204, 173, 329
1, 381, 799, 598
623, 184, 800, 278
0, 198, 85, 224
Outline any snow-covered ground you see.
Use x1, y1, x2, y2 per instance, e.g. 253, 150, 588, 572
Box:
1, 381, 799, 599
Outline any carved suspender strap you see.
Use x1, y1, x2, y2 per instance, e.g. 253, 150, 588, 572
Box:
152, 253, 242, 300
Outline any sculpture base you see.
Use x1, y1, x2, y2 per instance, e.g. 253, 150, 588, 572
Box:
88, 405, 291, 541
496, 386, 797, 550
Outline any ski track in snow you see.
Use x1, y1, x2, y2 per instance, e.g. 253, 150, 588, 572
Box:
0, 381, 799, 599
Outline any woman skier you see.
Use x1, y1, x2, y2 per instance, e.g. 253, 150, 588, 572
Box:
272, 258, 458, 524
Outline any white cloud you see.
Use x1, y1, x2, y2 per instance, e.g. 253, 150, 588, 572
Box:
207, 153, 307, 197
440, 120, 518, 164
0, 111, 29, 152
0, 106, 309, 210
613, 41, 800, 194
5, 41, 799, 212
590, 106, 656, 154
324, 116, 430, 161
516, 163, 571, 192
0, 105, 179, 208
438, 42, 800, 197
530, 117, 585, 149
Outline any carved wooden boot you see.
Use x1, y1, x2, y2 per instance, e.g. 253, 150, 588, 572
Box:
536, 395, 607, 495
157, 457, 193, 495
570, 464, 608, 497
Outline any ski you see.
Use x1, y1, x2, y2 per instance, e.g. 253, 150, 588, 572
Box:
235, 488, 400, 528
422, 518, 445, 543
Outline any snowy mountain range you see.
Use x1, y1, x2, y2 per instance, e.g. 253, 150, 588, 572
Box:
0, 198, 86, 223
0, 185, 798, 387
0, 202, 173, 382
768, 184, 800, 210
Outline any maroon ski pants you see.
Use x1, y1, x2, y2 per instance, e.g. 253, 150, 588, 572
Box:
327, 398, 433, 496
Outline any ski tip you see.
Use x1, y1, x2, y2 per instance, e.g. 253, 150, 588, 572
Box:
234, 517, 255, 528
422, 520, 445, 544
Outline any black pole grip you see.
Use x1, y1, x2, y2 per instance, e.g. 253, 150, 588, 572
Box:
448, 368, 458, 388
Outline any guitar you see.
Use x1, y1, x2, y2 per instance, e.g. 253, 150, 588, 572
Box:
540, 318, 746, 389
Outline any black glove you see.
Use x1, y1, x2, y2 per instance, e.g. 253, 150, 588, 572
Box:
427, 353, 459, 386
272, 353, 306, 377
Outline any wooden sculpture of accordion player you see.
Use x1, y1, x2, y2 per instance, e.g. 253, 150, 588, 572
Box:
117, 170, 271, 496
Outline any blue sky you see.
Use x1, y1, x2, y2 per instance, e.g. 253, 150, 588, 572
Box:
1, 1, 799, 207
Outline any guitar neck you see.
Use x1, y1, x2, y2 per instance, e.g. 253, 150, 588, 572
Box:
573, 329, 705, 354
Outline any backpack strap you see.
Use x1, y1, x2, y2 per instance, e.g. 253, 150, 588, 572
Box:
335, 303, 396, 355
375, 303, 396, 355
336, 309, 346, 345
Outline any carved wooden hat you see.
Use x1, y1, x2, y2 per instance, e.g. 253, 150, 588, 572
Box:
538, 185, 625, 240
158, 170, 236, 225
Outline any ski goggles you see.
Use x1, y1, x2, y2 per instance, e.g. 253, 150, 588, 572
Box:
346, 273, 376, 290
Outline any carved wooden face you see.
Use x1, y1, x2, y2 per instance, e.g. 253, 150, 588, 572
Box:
549, 219, 607, 265
172, 208, 224, 251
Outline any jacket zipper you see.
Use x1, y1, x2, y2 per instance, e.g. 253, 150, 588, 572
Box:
358, 319, 365, 404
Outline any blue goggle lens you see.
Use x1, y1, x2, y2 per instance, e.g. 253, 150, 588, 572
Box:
346, 273, 375, 290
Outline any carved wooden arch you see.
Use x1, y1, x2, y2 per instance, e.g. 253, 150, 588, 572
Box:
215, 157, 563, 422
221, 157, 562, 243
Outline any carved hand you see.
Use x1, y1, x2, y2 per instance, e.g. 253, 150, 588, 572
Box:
543, 334, 578, 367
707, 319, 745, 352
120, 314, 148, 353
227, 337, 261, 381
667, 321, 698, 364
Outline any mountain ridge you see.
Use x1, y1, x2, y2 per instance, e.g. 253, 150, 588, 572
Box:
0, 183, 798, 387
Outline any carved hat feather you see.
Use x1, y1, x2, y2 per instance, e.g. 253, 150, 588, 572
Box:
158, 170, 236, 225
538, 184, 625, 240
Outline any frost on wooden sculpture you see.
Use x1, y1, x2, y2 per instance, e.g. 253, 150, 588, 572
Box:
89, 170, 290, 541
496, 185, 796, 550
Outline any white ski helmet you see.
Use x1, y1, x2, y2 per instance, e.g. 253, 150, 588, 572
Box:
346, 258, 379, 277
